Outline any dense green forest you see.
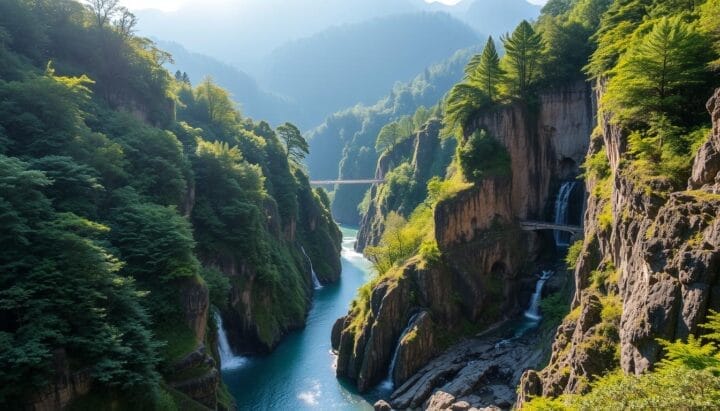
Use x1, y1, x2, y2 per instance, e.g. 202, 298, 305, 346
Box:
0, 0, 340, 409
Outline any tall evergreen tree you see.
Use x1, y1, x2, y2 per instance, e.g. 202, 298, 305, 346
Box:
467, 36, 504, 100
604, 16, 712, 125
502, 20, 543, 98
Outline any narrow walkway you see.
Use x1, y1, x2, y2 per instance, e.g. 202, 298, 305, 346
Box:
519, 221, 583, 235
310, 179, 385, 185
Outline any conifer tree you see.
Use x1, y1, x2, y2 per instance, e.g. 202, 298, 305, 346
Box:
467, 36, 504, 100
502, 20, 543, 98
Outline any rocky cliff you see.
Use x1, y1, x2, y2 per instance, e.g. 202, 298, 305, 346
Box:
215, 180, 341, 354
356, 120, 453, 252
519, 87, 720, 404
335, 82, 593, 396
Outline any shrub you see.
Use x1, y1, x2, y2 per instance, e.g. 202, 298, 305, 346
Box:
457, 129, 511, 183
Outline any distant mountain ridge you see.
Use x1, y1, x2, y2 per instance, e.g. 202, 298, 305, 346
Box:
158, 41, 296, 125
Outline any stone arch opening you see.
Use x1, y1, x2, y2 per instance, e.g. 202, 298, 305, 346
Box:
559, 157, 578, 180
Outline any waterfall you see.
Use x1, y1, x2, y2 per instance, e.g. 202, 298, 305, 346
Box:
524, 270, 553, 321
301, 247, 323, 290
214, 312, 246, 370
381, 312, 420, 391
554, 181, 578, 247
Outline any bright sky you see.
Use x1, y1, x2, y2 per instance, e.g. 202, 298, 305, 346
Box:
122, 0, 548, 12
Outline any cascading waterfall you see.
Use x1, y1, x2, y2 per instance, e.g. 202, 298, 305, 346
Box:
524, 270, 553, 321
381, 312, 421, 390
554, 181, 578, 247
215, 312, 246, 370
301, 246, 323, 290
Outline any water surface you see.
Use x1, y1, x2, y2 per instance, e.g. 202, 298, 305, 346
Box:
221, 227, 375, 410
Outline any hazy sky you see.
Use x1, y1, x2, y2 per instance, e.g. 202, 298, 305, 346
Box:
123, 0, 548, 12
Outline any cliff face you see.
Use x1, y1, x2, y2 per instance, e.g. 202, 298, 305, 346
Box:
215, 181, 342, 354
356, 120, 452, 252
336, 82, 593, 394
519, 87, 720, 403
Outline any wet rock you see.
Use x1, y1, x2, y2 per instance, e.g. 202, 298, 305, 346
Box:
374, 399, 392, 411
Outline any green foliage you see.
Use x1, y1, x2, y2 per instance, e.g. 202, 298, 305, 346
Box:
603, 16, 713, 126
525, 311, 720, 409
466, 36, 504, 100
501, 20, 544, 98
0, 155, 160, 404
110, 203, 199, 283
565, 240, 584, 270
700, 0, 720, 69
457, 129, 511, 182
201, 268, 231, 310
276, 122, 309, 165
443, 83, 492, 138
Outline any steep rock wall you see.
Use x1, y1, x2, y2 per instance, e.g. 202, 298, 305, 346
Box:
338, 82, 594, 394
356, 120, 451, 252
519, 87, 720, 403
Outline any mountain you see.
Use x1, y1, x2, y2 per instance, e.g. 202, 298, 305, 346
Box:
158, 41, 295, 125
305, 47, 479, 223
261, 12, 479, 127
134, 0, 420, 72
463, 0, 542, 35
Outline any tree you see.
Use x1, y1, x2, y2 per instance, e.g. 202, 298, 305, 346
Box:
501, 20, 543, 98
277, 122, 309, 164
603, 16, 712, 125
114, 7, 137, 38
85, 0, 120, 28
195, 77, 239, 131
457, 129, 511, 182
700, 0, 720, 69
467, 36, 504, 100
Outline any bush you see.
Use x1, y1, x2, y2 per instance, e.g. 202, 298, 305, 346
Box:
457, 129, 511, 183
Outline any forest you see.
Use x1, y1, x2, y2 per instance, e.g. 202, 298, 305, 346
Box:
0, 0, 340, 409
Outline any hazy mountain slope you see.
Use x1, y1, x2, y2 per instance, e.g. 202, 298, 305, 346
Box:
135, 0, 420, 72
159, 41, 295, 125
463, 0, 542, 35
263, 12, 479, 127
305, 47, 478, 223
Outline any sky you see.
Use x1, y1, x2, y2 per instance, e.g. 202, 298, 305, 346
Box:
122, 0, 548, 12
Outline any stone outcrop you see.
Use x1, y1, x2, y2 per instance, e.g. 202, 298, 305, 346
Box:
390, 333, 546, 410
337, 82, 594, 396
27, 350, 93, 411
518, 87, 720, 405
169, 344, 220, 409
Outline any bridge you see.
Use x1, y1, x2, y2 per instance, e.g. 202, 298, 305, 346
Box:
310, 179, 385, 185
520, 221, 583, 235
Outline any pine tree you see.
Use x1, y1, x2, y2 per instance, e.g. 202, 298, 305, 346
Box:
467, 36, 504, 100
604, 16, 712, 125
502, 20, 543, 98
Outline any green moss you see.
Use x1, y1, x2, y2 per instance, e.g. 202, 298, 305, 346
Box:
155, 321, 198, 364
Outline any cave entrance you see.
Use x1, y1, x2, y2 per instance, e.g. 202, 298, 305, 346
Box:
559, 157, 578, 180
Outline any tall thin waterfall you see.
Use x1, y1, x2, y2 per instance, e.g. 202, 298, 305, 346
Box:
301, 247, 323, 290
381, 312, 420, 390
524, 270, 553, 321
554, 182, 578, 247
214, 312, 246, 370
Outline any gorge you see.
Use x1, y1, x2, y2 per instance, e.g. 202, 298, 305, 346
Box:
3, 0, 720, 410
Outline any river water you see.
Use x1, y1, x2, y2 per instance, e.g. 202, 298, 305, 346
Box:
221, 226, 375, 410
